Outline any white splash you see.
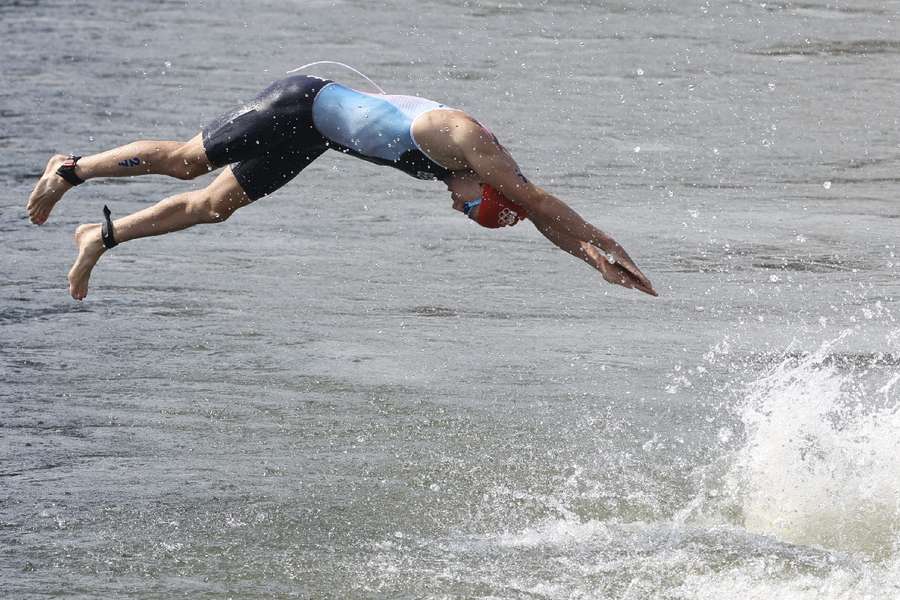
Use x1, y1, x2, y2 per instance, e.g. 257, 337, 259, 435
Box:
724, 331, 900, 557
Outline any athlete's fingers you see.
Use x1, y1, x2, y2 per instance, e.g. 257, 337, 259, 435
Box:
586, 232, 650, 280
595, 238, 652, 287
614, 264, 656, 296
615, 259, 656, 295
608, 265, 657, 296
631, 276, 658, 296
582, 242, 657, 296
587, 238, 656, 295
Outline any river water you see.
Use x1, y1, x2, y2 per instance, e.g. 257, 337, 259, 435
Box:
3, 0, 900, 598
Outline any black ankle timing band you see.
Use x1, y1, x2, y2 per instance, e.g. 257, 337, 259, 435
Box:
56, 155, 84, 186
101, 205, 118, 249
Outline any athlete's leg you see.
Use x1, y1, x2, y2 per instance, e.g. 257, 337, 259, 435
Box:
27, 134, 212, 225
64, 74, 332, 300
75, 134, 212, 180
67, 167, 250, 300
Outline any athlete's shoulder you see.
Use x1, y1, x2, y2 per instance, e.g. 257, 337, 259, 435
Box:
439, 112, 503, 152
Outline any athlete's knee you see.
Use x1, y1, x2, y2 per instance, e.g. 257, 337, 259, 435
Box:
173, 159, 210, 181
187, 190, 237, 223
171, 141, 212, 180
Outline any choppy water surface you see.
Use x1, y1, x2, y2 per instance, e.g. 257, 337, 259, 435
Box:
3, 1, 900, 598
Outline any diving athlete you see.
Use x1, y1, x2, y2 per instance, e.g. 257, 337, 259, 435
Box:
26, 73, 657, 300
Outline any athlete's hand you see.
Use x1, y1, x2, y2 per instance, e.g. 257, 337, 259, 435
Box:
579, 238, 657, 296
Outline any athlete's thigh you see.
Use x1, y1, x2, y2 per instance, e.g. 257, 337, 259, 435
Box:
177, 133, 214, 171
201, 75, 330, 168
181, 133, 206, 158
229, 142, 329, 201
206, 166, 254, 214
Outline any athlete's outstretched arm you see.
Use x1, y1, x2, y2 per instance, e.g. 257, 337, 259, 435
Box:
457, 121, 657, 296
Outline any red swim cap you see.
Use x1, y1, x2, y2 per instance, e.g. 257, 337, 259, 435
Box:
465, 184, 527, 228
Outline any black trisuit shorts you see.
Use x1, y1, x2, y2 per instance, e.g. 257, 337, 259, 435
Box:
202, 75, 333, 200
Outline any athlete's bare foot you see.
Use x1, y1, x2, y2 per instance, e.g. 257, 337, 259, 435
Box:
68, 224, 106, 300
27, 154, 79, 225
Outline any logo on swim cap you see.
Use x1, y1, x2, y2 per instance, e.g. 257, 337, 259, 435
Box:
467, 184, 527, 229
498, 207, 519, 226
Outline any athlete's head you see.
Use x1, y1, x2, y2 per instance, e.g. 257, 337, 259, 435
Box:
464, 184, 526, 228
445, 171, 482, 212
445, 173, 526, 228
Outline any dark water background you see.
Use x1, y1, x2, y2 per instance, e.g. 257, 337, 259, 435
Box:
3, 1, 900, 598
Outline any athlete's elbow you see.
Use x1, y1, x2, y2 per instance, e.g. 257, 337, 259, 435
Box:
516, 192, 553, 222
